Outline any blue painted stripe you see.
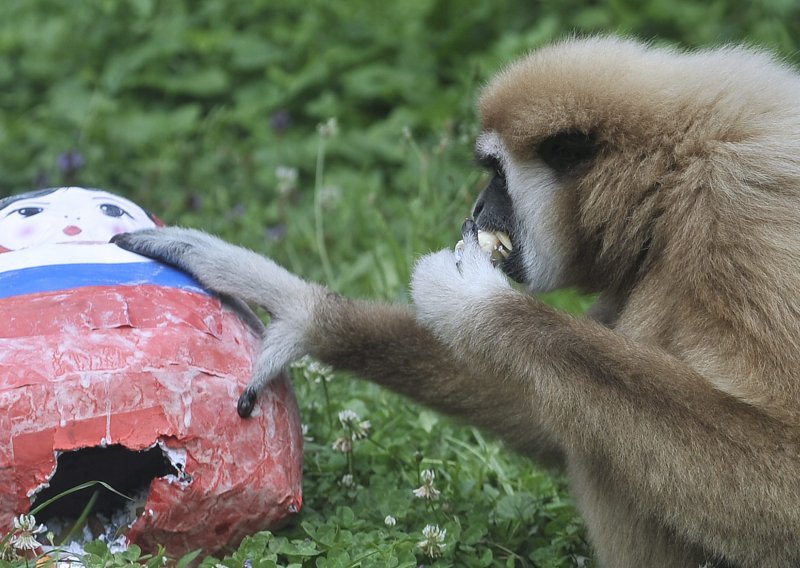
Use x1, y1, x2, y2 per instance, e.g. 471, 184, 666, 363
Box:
0, 262, 208, 299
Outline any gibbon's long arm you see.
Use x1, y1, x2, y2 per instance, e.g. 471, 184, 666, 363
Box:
111, 227, 561, 463
306, 297, 562, 465
411, 236, 800, 563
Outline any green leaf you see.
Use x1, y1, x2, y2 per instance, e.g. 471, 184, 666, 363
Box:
176, 549, 203, 568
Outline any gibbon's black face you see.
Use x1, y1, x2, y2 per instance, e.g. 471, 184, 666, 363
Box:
471, 157, 527, 283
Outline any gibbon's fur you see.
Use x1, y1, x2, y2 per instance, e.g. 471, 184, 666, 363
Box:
113, 37, 800, 567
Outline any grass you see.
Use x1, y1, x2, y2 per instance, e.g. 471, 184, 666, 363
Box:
1, 1, 799, 566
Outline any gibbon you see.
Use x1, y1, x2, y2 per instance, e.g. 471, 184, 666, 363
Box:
113, 37, 800, 567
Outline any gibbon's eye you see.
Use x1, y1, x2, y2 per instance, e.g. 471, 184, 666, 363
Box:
476, 155, 506, 180
99, 203, 132, 219
538, 131, 596, 174
10, 207, 44, 218
490, 160, 505, 180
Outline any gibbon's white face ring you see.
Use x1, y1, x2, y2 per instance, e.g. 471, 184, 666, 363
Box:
475, 131, 569, 293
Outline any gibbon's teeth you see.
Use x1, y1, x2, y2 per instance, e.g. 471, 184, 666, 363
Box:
495, 231, 513, 253
478, 230, 513, 265
477, 230, 500, 252
454, 231, 512, 266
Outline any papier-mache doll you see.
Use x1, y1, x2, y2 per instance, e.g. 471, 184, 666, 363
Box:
0, 186, 302, 557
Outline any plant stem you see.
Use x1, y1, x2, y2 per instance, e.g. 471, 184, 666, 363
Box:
321, 376, 334, 431
314, 135, 335, 285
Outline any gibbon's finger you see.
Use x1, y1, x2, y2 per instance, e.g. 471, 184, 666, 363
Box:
111, 227, 236, 296
413, 249, 462, 286
455, 218, 478, 270
112, 228, 197, 270
461, 218, 479, 243
238, 320, 308, 418
237, 387, 259, 418
458, 229, 498, 283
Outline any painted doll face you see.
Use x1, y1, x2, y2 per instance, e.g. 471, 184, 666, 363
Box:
0, 187, 156, 250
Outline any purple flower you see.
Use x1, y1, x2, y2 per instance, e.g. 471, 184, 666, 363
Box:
265, 224, 287, 242
269, 109, 292, 133
57, 150, 85, 174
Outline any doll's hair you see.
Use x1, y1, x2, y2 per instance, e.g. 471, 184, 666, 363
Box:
0, 188, 59, 212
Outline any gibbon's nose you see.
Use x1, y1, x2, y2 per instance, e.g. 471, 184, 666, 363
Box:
63, 225, 82, 236
471, 177, 514, 230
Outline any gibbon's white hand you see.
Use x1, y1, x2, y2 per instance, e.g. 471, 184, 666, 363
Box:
412, 219, 512, 342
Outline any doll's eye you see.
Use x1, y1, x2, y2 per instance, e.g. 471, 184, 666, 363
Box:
99, 203, 131, 218
12, 207, 43, 218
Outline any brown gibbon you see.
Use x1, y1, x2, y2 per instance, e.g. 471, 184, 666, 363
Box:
114, 37, 800, 567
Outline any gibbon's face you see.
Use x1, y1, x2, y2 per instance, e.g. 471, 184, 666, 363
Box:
470, 37, 749, 295
472, 129, 596, 293
470, 43, 620, 295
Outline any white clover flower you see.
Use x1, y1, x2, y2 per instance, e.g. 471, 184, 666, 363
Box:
338, 409, 360, 426
352, 420, 370, 440
417, 524, 446, 559
413, 469, 441, 500
291, 356, 334, 383
307, 359, 334, 383
317, 117, 339, 138
340, 474, 355, 488
332, 436, 353, 453
275, 166, 299, 196
289, 356, 307, 369
276, 165, 298, 182
337, 410, 371, 440
10, 514, 46, 551
384, 515, 397, 527
318, 185, 342, 209
412, 484, 440, 499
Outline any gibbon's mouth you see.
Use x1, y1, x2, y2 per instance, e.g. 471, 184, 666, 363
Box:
475, 223, 526, 284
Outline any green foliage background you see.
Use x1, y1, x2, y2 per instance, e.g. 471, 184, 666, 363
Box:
0, 1, 798, 566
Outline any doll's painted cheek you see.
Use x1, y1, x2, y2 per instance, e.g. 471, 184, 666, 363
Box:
18, 226, 36, 238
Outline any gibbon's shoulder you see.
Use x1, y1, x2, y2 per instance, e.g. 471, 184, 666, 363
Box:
478, 36, 800, 162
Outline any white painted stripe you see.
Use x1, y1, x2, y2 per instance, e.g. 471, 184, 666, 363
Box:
0, 243, 152, 273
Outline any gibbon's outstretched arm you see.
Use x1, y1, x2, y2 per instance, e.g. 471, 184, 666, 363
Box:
111, 228, 562, 464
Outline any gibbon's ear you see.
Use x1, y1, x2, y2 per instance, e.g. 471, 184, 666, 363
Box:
537, 131, 597, 174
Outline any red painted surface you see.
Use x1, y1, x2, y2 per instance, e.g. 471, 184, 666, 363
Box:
0, 284, 303, 556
